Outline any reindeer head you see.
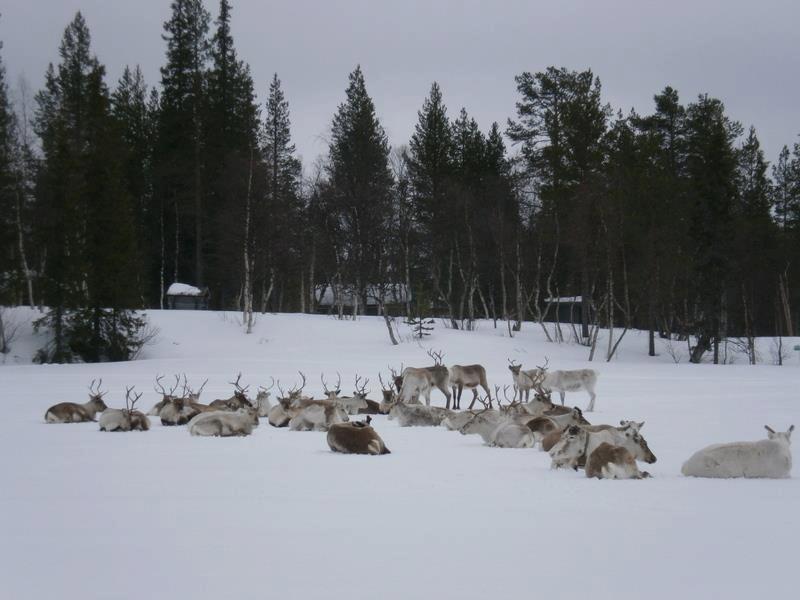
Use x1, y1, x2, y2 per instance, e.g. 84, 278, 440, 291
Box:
257, 378, 275, 403
621, 427, 657, 464
765, 425, 794, 445
321, 373, 341, 401
507, 359, 522, 376
182, 375, 208, 403
229, 373, 252, 407
154, 374, 180, 401
353, 375, 370, 400
87, 379, 109, 412
389, 365, 404, 393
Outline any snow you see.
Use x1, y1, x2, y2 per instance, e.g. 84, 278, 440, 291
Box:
166, 282, 205, 296
1, 307, 799, 600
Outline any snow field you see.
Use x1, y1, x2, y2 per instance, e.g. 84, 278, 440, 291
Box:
1, 308, 798, 599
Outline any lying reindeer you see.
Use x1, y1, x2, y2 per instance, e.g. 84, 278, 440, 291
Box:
256, 378, 275, 417
457, 407, 535, 448
148, 374, 181, 417
681, 425, 794, 479
188, 407, 259, 437
550, 423, 656, 471
99, 386, 150, 432
327, 416, 391, 455
388, 402, 452, 427
209, 373, 254, 410
45, 379, 108, 423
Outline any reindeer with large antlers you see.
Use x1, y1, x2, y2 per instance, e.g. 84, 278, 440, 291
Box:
267, 372, 311, 427
210, 373, 253, 410
148, 374, 181, 416
45, 379, 109, 423
99, 386, 151, 432
336, 375, 372, 415
154, 374, 201, 426
378, 372, 398, 414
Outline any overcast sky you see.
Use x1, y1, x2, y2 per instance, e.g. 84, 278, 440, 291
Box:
2, 0, 799, 170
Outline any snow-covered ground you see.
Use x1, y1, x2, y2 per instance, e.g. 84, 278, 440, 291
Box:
1, 307, 798, 600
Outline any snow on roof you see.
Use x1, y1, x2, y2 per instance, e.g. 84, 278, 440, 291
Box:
544, 296, 582, 303
317, 284, 411, 306
167, 283, 206, 296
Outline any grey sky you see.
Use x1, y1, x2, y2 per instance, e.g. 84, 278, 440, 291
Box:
2, 0, 798, 169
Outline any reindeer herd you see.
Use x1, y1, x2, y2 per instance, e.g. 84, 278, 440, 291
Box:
42, 349, 794, 479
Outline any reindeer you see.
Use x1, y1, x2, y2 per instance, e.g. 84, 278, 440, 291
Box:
457, 407, 535, 449
288, 400, 349, 432
99, 386, 151, 432
388, 402, 452, 427
527, 407, 590, 445
449, 364, 491, 409
327, 416, 391, 455
45, 379, 108, 423
550, 423, 656, 470
507, 359, 538, 402
188, 407, 259, 437
379, 373, 399, 414
256, 378, 275, 417
148, 374, 181, 416
529, 361, 598, 412
325, 374, 369, 415
585, 443, 651, 479
267, 375, 309, 427
681, 425, 794, 479
394, 350, 452, 407
209, 373, 253, 410
351, 375, 381, 415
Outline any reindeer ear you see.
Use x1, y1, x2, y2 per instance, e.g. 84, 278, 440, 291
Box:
765, 425, 775, 434
789, 425, 795, 435
619, 420, 625, 426
638, 421, 645, 429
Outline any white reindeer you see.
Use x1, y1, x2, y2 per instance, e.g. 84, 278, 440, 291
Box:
256, 378, 275, 418
45, 380, 108, 423
388, 402, 451, 427
532, 364, 598, 412
188, 407, 259, 437
99, 386, 150, 432
456, 404, 535, 448
681, 425, 794, 479
289, 400, 349, 432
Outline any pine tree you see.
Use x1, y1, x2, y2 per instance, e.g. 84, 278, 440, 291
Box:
327, 66, 394, 312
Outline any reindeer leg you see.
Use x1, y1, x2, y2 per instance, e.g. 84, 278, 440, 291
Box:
483, 384, 492, 409
587, 392, 596, 412
559, 391, 565, 406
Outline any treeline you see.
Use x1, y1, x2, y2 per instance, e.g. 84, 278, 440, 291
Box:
0, 1, 799, 363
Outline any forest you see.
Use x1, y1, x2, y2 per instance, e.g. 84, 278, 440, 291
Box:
0, 0, 798, 364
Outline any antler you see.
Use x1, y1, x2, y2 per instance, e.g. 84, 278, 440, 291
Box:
195, 378, 208, 397
507, 357, 519, 367
180, 374, 190, 398
229, 372, 250, 394
124, 385, 142, 414
427, 349, 445, 366
276, 379, 287, 400
289, 371, 307, 396
258, 377, 275, 393
154, 374, 167, 396
168, 374, 181, 396
354, 375, 370, 396
378, 372, 391, 392
88, 378, 106, 398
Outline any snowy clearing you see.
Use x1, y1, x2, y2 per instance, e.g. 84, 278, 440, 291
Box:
1, 308, 798, 600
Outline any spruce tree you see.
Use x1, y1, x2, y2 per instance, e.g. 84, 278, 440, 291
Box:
771, 144, 800, 230
684, 94, 742, 362
327, 66, 394, 309
156, 0, 210, 288
260, 73, 302, 308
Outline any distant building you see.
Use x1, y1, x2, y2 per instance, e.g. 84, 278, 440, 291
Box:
543, 295, 589, 324
166, 283, 209, 310
315, 283, 410, 316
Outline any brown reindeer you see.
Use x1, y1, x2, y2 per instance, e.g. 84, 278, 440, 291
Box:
209, 373, 253, 410
327, 416, 391, 455
393, 350, 452, 407
148, 374, 181, 416
45, 379, 108, 423
449, 363, 491, 410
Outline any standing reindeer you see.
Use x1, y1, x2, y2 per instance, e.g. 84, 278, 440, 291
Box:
393, 349, 452, 407
530, 359, 598, 412
449, 363, 491, 409
99, 386, 151, 432
45, 379, 108, 423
